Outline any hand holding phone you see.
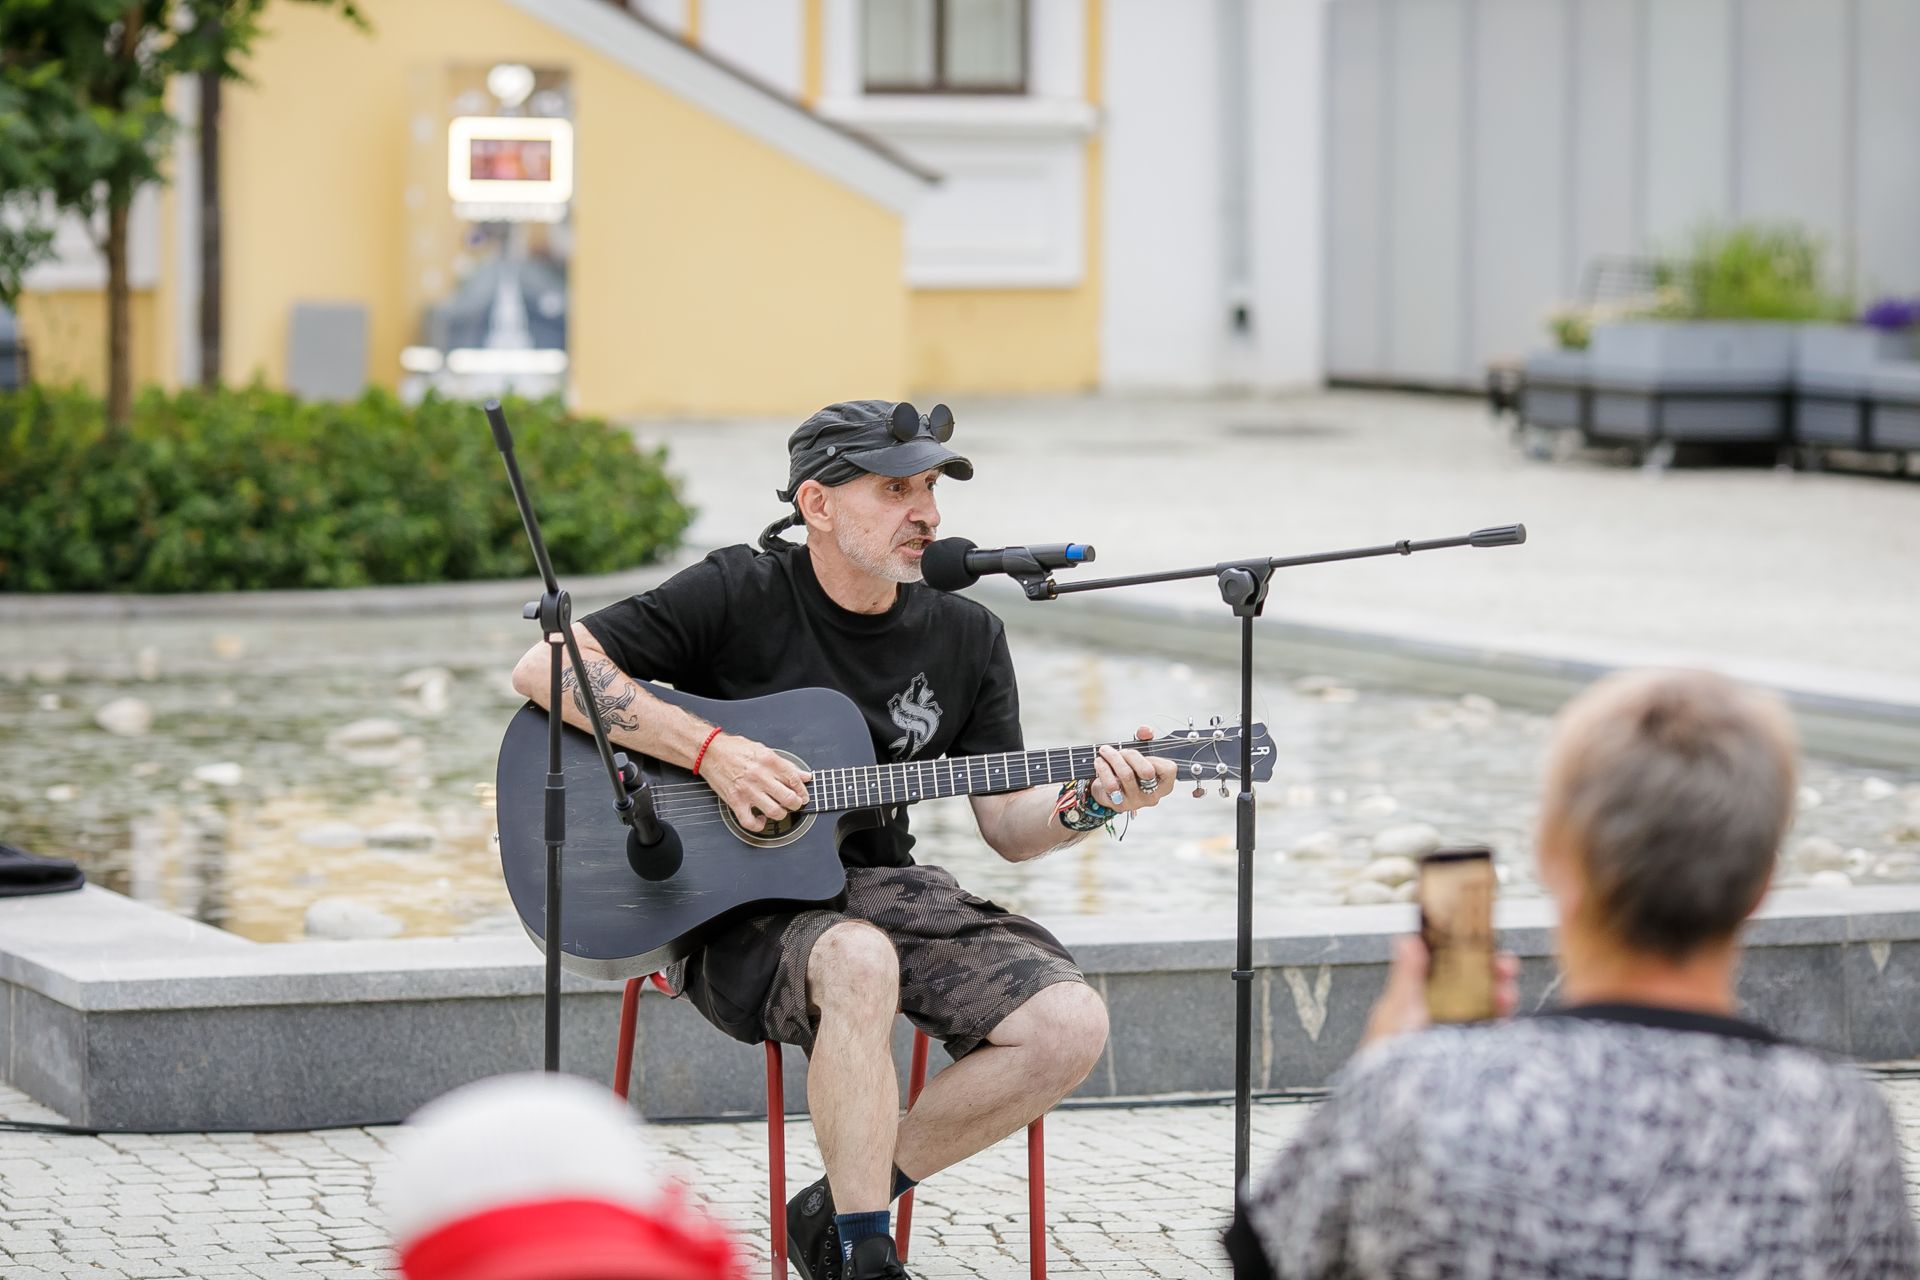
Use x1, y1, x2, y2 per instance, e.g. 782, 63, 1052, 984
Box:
1419, 846, 1497, 1024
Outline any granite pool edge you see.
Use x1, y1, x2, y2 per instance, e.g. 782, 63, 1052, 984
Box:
7, 885, 1920, 1129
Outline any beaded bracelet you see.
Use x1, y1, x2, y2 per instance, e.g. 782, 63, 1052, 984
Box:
691, 726, 725, 777
1056, 779, 1117, 833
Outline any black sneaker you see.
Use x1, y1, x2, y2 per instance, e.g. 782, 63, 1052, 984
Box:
786, 1175, 841, 1280
847, 1235, 914, 1279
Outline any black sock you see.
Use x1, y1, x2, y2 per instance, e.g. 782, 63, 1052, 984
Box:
891, 1165, 918, 1202
835, 1210, 890, 1262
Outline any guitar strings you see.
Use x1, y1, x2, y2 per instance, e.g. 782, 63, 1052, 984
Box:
628, 732, 1249, 801
619, 735, 1257, 824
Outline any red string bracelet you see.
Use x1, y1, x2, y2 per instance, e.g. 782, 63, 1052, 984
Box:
691, 726, 725, 777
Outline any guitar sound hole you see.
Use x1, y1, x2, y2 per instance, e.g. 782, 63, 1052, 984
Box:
753, 810, 802, 841
719, 748, 817, 849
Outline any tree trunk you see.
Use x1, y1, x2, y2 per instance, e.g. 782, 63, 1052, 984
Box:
106, 196, 132, 426
198, 59, 221, 386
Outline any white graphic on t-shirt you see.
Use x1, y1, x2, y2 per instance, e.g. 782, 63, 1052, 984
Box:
887, 673, 942, 759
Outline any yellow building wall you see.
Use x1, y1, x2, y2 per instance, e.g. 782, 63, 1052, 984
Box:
224, 0, 910, 417
13, 290, 164, 394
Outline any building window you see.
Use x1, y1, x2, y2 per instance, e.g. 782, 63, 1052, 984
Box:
863, 0, 1028, 94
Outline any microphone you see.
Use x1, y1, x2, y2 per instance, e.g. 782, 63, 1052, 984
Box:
922, 538, 1095, 592
615, 754, 683, 881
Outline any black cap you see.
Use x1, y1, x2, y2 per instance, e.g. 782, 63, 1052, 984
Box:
777, 400, 973, 503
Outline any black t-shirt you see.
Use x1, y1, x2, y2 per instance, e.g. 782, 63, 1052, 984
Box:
579, 543, 1023, 868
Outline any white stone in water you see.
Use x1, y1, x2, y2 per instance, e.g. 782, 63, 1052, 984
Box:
326, 718, 406, 751
1371, 823, 1440, 859
95, 696, 153, 737
401, 667, 454, 716
1807, 870, 1853, 890
1797, 785, 1823, 811
35, 693, 59, 712
304, 897, 403, 940
1791, 836, 1848, 872
1290, 830, 1341, 860
298, 822, 365, 848
1355, 794, 1399, 817
1292, 675, 1357, 703
192, 762, 243, 787
367, 821, 438, 851
134, 646, 160, 680
1459, 693, 1499, 717
1362, 855, 1419, 888
1862, 777, 1898, 801
1343, 881, 1397, 906
44, 784, 76, 803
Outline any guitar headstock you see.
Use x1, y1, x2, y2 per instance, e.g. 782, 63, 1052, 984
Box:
1154, 722, 1276, 785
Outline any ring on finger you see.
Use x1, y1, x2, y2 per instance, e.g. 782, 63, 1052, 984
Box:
1108, 789, 1126, 807
1139, 776, 1159, 794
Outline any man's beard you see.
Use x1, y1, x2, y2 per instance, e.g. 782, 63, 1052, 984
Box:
838, 525, 926, 584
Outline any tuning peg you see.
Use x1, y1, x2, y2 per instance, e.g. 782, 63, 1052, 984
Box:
1191, 784, 1206, 799
1219, 780, 1231, 798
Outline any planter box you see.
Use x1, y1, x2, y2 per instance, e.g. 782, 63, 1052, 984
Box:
1519, 349, 1588, 430
1869, 363, 1920, 452
1582, 322, 1796, 445
1794, 325, 1914, 447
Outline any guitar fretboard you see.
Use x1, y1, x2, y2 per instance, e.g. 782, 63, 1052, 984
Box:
806, 743, 1149, 812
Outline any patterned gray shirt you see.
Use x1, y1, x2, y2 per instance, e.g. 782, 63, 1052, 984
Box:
1232, 1006, 1918, 1279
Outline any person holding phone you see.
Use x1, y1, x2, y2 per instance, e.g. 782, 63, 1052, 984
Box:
1228, 668, 1917, 1278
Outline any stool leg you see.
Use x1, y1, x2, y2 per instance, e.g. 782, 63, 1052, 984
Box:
895, 1029, 931, 1261
766, 1041, 787, 1280
1028, 1117, 1046, 1280
612, 978, 641, 1101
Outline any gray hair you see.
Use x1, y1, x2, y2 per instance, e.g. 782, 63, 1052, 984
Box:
1542, 668, 1798, 958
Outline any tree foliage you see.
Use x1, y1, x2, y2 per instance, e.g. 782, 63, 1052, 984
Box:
0, 1, 366, 416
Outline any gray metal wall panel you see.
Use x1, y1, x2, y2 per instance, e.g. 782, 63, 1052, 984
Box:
1385, 0, 1469, 382
1854, 0, 1920, 298
1569, 0, 1642, 274
1736, 0, 1849, 236
1324, 0, 1388, 378
1642, 0, 1733, 249
1470, 0, 1571, 368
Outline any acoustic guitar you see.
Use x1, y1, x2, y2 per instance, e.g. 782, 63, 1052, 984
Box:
495, 680, 1274, 979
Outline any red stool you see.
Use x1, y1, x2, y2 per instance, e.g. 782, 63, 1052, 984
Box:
613, 974, 1047, 1280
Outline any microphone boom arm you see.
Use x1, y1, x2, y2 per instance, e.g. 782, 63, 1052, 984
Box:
1024, 524, 1527, 600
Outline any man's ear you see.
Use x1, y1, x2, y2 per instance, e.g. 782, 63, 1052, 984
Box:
795, 479, 832, 533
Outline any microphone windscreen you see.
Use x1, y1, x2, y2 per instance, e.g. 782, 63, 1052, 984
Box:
920, 537, 979, 592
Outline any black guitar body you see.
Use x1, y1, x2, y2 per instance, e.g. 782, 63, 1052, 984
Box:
495, 682, 869, 980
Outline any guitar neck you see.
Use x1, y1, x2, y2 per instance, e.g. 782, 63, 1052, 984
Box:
807, 743, 1145, 813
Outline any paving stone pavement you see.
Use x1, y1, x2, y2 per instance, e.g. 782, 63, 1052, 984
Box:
8, 1076, 1920, 1279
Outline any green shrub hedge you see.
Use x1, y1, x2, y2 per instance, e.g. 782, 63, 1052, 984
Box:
0, 385, 693, 592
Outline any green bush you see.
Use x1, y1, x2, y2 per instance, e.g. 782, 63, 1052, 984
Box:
0, 385, 694, 592
1657, 222, 1851, 322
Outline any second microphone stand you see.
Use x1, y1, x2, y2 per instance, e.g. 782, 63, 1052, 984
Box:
1011, 524, 1527, 1190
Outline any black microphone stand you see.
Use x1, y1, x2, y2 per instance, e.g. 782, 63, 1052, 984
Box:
1010, 524, 1527, 1190
485, 400, 680, 1072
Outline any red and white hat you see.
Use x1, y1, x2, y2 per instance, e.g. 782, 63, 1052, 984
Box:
382, 1072, 741, 1280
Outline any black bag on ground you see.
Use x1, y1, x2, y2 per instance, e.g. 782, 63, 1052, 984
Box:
0, 841, 86, 897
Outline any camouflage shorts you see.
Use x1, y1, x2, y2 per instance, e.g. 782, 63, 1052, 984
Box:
676, 863, 1084, 1061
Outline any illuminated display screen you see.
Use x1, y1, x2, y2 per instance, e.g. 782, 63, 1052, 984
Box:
447, 117, 574, 205
469, 137, 552, 183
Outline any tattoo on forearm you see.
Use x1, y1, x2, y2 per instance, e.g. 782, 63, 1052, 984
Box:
559, 656, 643, 733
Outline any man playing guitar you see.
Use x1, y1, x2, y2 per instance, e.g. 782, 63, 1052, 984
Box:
510, 400, 1177, 1280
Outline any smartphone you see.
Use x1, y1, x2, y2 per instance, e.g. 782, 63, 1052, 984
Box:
1419, 846, 1497, 1023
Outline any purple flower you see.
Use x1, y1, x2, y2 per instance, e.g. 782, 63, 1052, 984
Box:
1861, 297, 1920, 330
